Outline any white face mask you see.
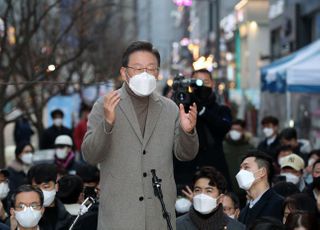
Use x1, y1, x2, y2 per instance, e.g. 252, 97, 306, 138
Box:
53, 118, 63, 127
55, 148, 69, 159
236, 169, 256, 190
0, 182, 9, 200
229, 130, 242, 141
20, 153, 33, 165
228, 214, 236, 219
14, 207, 42, 228
128, 72, 156, 97
263, 127, 274, 138
192, 193, 217, 215
42, 189, 56, 207
281, 172, 300, 184
175, 197, 192, 214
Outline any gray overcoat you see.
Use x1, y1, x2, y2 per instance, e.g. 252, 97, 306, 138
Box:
82, 84, 199, 230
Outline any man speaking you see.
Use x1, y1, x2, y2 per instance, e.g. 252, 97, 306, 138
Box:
82, 41, 199, 230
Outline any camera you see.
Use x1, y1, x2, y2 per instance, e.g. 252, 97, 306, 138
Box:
171, 74, 204, 112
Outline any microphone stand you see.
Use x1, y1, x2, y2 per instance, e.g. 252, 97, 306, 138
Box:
151, 169, 173, 230
69, 197, 96, 230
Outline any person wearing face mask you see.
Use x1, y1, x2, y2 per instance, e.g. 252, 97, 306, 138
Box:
56, 175, 84, 216
221, 192, 241, 220
40, 109, 73, 150
223, 119, 254, 196
279, 128, 311, 161
279, 153, 306, 191
303, 149, 320, 185
9, 185, 44, 230
54, 135, 77, 175
257, 116, 281, 160
176, 166, 245, 230
236, 151, 284, 227
7, 142, 34, 193
174, 68, 232, 191
76, 164, 100, 200
303, 159, 320, 214
81, 41, 199, 230
0, 170, 10, 224
27, 163, 73, 230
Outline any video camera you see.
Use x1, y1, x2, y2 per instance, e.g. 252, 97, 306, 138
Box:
171, 74, 204, 112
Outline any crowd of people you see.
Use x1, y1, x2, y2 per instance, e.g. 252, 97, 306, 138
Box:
1, 104, 99, 230
2, 40, 320, 230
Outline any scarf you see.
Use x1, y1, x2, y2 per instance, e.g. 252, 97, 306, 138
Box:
189, 204, 228, 230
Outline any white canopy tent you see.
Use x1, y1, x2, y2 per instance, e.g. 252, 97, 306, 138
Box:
260, 39, 320, 147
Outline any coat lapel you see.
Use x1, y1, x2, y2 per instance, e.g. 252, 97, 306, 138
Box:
118, 86, 143, 143
142, 93, 162, 149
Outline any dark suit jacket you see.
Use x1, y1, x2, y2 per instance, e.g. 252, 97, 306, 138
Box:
257, 136, 280, 160
239, 188, 284, 227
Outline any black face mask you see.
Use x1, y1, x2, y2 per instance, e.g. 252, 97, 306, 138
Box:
313, 177, 320, 190
195, 86, 212, 105
83, 186, 97, 199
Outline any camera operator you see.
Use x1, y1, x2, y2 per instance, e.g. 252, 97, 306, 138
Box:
174, 69, 233, 190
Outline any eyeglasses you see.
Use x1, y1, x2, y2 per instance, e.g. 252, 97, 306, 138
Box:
126, 66, 159, 75
15, 202, 42, 211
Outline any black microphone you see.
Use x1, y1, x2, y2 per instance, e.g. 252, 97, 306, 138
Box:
150, 169, 173, 230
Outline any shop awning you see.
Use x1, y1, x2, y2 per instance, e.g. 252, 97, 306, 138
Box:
287, 53, 320, 93
261, 39, 320, 93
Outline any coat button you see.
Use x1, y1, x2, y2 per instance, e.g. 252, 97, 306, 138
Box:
139, 196, 144, 201
143, 150, 146, 155
143, 172, 147, 177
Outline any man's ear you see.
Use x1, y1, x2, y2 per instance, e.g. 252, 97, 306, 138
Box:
235, 208, 240, 218
260, 167, 268, 178
40, 207, 45, 215
120, 67, 128, 81
78, 192, 84, 204
10, 207, 15, 217
55, 183, 59, 192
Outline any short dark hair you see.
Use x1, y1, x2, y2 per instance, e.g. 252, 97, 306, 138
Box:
275, 145, 293, 158
11, 184, 44, 208
283, 193, 317, 215
232, 119, 246, 128
285, 210, 318, 229
279, 127, 297, 141
241, 150, 274, 184
224, 192, 240, 209
309, 149, 320, 159
272, 181, 300, 198
313, 159, 320, 171
15, 141, 34, 158
50, 109, 64, 118
122, 41, 160, 67
191, 69, 212, 79
76, 164, 100, 183
192, 166, 227, 194
57, 175, 83, 204
249, 217, 285, 230
261, 116, 279, 126
27, 163, 57, 185
0, 169, 9, 178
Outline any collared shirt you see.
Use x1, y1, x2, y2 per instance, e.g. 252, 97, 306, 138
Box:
249, 188, 269, 208
18, 226, 40, 230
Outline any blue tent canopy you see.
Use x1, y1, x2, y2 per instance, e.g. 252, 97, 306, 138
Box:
261, 39, 320, 93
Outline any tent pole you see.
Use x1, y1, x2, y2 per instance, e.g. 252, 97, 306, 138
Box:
286, 91, 291, 126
